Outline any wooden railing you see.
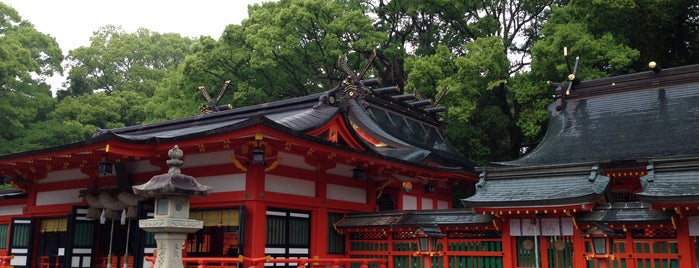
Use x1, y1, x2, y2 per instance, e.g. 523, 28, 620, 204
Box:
144, 255, 387, 268
40, 256, 61, 268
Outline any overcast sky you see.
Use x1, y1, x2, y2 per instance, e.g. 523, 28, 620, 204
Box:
2, 0, 269, 93
3, 0, 269, 52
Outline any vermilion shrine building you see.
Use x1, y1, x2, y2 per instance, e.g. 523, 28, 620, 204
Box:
0, 66, 477, 268
0, 62, 699, 268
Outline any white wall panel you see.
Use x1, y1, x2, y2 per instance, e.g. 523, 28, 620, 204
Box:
265, 175, 315, 197
36, 188, 82, 205
421, 197, 433, 210
39, 169, 88, 183
403, 195, 417, 210
197, 174, 245, 193
326, 184, 366, 203
126, 159, 161, 173
326, 163, 354, 177
0, 205, 23, 216
183, 151, 237, 168
437, 200, 448, 209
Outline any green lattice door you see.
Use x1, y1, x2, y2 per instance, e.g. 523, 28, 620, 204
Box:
547, 236, 573, 268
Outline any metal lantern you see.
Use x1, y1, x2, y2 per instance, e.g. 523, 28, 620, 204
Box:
98, 157, 114, 176
352, 166, 365, 180
251, 148, 265, 165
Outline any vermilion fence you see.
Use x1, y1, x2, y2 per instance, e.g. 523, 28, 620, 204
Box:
0, 255, 12, 268
143, 255, 387, 268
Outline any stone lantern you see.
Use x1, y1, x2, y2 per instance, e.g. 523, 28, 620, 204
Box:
133, 145, 212, 268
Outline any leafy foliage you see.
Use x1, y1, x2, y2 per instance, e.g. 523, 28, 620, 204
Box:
60, 25, 194, 98
0, 3, 62, 154
179, 0, 386, 110
3, 0, 699, 168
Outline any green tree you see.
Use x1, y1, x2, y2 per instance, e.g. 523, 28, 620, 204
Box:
518, 1, 643, 147
405, 39, 515, 164
382, 0, 561, 163
550, 0, 699, 70
59, 25, 194, 98
178, 0, 386, 110
45, 26, 197, 142
0, 3, 62, 154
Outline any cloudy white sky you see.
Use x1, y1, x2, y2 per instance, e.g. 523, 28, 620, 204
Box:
3, 0, 269, 52
2, 0, 269, 92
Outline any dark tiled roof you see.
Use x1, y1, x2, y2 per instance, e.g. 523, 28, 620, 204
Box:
576, 202, 673, 223
105, 92, 331, 140
461, 164, 609, 207
636, 157, 699, 203
0, 188, 26, 199
334, 209, 492, 228
0, 79, 474, 173
500, 64, 699, 166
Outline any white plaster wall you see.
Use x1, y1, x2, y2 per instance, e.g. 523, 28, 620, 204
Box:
265, 175, 315, 197
326, 184, 366, 203
277, 152, 316, 170
326, 163, 355, 177
0, 205, 23, 216
421, 197, 433, 210
437, 200, 448, 209
403, 195, 417, 210
36, 189, 83, 206
196, 174, 245, 193
183, 151, 238, 168
39, 169, 88, 183
126, 159, 161, 173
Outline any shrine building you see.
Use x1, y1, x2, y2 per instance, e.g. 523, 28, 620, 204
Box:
337, 63, 699, 268
1, 60, 699, 268
0, 63, 477, 268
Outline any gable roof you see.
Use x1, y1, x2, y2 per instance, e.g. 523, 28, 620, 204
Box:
0, 77, 474, 179
500, 64, 699, 167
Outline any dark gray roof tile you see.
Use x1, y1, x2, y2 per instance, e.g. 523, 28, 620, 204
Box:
500, 64, 699, 166
462, 164, 609, 207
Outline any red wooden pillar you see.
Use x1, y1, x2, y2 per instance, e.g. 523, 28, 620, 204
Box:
311, 166, 327, 260
387, 228, 395, 268
501, 219, 514, 268
676, 216, 694, 268
366, 179, 377, 210
538, 236, 549, 268
312, 207, 328, 259
571, 226, 587, 268
244, 163, 267, 268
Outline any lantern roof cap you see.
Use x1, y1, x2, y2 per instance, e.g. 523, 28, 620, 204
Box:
132, 145, 211, 197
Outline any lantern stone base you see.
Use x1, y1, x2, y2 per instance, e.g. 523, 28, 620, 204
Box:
140, 218, 204, 268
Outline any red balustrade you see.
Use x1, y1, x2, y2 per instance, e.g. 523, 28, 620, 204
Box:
143, 254, 387, 268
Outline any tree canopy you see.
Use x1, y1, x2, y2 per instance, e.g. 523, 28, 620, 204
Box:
2, 0, 699, 166
0, 2, 63, 154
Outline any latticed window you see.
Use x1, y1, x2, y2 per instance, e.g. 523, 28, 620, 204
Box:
447, 230, 502, 239
327, 213, 345, 254
0, 224, 7, 249
11, 224, 30, 248
266, 209, 311, 265
631, 228, 677, 239
350, 232, 387, 240
73, 222, 93, 247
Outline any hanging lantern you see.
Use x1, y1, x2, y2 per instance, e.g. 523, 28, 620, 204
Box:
402, 181, 413, 192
